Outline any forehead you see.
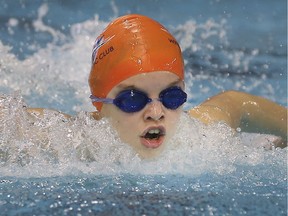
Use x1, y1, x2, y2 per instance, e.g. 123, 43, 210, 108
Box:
114, 71, 183, 92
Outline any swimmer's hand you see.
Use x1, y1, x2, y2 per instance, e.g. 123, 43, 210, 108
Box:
189, 90, 287, 148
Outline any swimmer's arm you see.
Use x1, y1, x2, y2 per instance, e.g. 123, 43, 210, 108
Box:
27, 108, 101, 120
189, 90, 287, 147
26, 108, 71, 119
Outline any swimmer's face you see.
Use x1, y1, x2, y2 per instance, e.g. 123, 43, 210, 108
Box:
100, 71, 184, 159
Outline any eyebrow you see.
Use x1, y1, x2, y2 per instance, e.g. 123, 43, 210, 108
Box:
115, 79, 183, 93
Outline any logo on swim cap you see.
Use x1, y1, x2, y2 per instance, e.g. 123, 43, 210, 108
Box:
92, 35, 114, 64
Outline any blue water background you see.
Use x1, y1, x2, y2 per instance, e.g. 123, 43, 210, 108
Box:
1, 0, 287, 58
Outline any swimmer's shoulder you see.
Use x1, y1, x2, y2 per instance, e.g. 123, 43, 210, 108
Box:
188, 90, 287, 148
89, 111, 101, 120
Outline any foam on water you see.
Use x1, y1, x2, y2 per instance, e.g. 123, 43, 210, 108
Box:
0, 92, 286, 179
1, 4, 106, 114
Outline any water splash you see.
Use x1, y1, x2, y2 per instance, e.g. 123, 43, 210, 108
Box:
0, 4, 286, 179
0, 92, 285, 178
33, 3, 66, 43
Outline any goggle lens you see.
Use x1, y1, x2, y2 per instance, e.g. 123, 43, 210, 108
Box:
160, 87, 187, 110
114, 90, 151, 113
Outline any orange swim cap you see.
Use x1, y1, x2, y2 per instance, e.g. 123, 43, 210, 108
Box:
89, 14, 184, 111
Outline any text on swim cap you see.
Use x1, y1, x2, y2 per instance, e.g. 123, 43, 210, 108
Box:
94, 46, 114, 64
168, 38, 179, 46
92, 35, 115, 64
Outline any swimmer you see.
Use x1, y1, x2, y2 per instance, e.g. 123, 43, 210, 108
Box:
24, 14, 287, 158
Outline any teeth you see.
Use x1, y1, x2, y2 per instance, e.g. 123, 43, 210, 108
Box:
148, 129, 160, 134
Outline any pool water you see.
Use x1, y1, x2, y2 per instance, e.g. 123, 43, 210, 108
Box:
0, 0, 287, 215
1, 172, 286, 215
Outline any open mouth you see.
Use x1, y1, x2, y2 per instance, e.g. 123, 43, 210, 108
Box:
140, 127, 166, 148
143, 128, 164, 140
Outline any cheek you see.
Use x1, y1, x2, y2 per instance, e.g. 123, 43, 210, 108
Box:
113, 117, 143, 148
106, 109, 141, 140
166, 109, 182, 132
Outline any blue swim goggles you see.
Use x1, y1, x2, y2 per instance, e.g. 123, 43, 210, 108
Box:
90, 86, 187, 113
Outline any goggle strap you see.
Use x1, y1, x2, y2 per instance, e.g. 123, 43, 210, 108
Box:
89, 95, 114, 104
89, 86, 187, 112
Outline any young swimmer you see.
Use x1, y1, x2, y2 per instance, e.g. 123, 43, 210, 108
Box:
26, 14, 286, 158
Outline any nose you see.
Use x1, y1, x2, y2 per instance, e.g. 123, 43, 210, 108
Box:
143, 100, 165, 121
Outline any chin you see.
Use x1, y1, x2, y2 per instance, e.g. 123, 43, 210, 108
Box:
136, 141, 167, 159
